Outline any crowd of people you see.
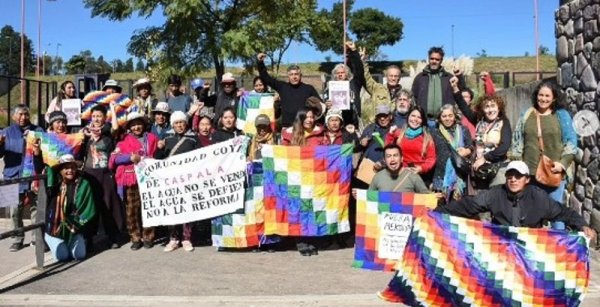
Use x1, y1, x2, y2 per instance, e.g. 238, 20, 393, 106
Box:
0, 42, 596, 262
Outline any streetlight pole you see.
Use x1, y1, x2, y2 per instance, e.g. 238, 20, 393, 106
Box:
55, 43, 61, 75
534, 0, 540, 80
37, 0, 41, 79
20, 0, 26, 100
451, 24, 455, 58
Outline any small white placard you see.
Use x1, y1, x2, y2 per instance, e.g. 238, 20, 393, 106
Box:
62, 99, 82, 126
377, 212, 413, 259
328, 81, 350, 110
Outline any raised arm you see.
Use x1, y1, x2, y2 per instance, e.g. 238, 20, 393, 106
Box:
450, 76, 477, 125
346, 42, 366, 90
257, 53, 285, 92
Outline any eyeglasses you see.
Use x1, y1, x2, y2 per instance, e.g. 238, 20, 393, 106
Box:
505, 173, 526, 179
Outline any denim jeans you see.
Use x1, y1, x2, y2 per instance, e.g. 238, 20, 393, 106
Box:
45, 233, 86, 261
535, 180, 567, 230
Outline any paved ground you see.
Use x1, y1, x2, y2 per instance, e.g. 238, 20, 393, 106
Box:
1, 219, 600, 306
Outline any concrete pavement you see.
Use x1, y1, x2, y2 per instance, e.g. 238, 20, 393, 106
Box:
1, 219, 600, 306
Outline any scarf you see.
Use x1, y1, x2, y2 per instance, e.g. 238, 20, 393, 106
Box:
405, 127, 423, 139
248, 132, 273, 161
424, 66, 443, 116
439, 125, 466, 201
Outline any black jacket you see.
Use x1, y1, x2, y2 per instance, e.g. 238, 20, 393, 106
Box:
257, 61, 320, 127
211, 128, 244, 144
154, 130, 201, 159
435, 184, 587, 230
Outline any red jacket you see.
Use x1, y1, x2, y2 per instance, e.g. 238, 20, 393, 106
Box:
385, 129, 436, 174
109, 132, 158, 187
281, 125, 325, 146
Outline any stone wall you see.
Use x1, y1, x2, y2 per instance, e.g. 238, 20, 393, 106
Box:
556, 0, 600, 233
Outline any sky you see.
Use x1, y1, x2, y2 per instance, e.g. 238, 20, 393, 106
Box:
0, 0, 558, 65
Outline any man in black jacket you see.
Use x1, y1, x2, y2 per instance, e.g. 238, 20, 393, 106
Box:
257, 53, 321, 129
436, 161, 596, 240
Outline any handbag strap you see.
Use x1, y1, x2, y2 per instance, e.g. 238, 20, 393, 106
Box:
535, 112, 545, 153
393, 169, 412, 192
168, 136, 189, 158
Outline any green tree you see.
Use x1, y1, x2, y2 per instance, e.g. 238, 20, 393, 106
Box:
349, 8, 403, 57
0, 25, 35, 76
83, 0, 321, 82
538, 45, 550, 55
135, 58, 144, 71
65, 54, 86, 74
125, 57, 134, 72
96, 55, 112, 73
310, 1, 403, 60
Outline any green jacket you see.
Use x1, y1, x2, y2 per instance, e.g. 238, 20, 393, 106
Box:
46, 167, 96, 244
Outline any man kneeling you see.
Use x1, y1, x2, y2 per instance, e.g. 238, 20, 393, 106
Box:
436, 160, 596, 240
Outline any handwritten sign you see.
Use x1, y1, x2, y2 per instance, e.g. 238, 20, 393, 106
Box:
136, 136, 248, 227
377, 212, 413, 259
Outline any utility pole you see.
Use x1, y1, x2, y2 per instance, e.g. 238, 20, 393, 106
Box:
534, 0, 540, 80
20, 0, 25, 100
451, 24, 455, 58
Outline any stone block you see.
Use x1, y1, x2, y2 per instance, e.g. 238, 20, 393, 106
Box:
585, 210, 592, 225
577, 52, 589, 76
575, 16, 584, 33
557, 36, 569, 63
573, 183, 586, 200
561, 62, 574, 86
581, 65, 597, 90
584, 91, 597, 103
585, 178, 594, 198
566, 19, 575, 38
584, 198, 593, 211
583, 135, 597, 147
584, 20, 598, 41
583, 5, 598, 20
570, 194, 583, 214
569, 38, 575, 56
575, 34, 585, 53
591, 52, 600, 75
594, 36, 600, 50
588, 159, 600, 180
582, 148, 592, 166
584, 42, 594, 58
593, 182, 600, 204
559, 5, 571, 22
583, 102, 597, 110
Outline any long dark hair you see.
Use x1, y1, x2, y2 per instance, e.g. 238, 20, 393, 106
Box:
291, 107, 314, 146
531, 81, 567, 112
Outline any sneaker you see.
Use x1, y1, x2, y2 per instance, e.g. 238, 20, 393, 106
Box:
182, 240, 194, 252
143, 241, 154, 249
163, 240, 179, 252
130, 241, 143, 250
9, 242, 23, 252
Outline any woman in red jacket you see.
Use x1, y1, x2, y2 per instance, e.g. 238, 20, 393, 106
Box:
386, 106, 436, 177
281, 107, 324, 146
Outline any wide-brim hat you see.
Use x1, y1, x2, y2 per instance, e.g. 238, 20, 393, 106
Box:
151, 102, 171, 115
102, 79, 122, 91
306, 96, 325, 118
126, 112, 149, 128
52, 154, 83, 172
221, 72, 236, 83
132, 77, 151, 89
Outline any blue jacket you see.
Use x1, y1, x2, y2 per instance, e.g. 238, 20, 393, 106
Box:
0, 123, 44, 191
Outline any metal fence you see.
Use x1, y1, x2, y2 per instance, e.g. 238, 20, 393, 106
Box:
0, 175, 48, 269
0, 75, 57, 127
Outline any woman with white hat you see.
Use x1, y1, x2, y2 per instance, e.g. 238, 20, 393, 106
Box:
150, 102, 172, 140
32, 153, 96, 261
102, 80, 122, 94
132, 77, 158, 117
154, 111, 201, 252
109, 112, 159, 250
